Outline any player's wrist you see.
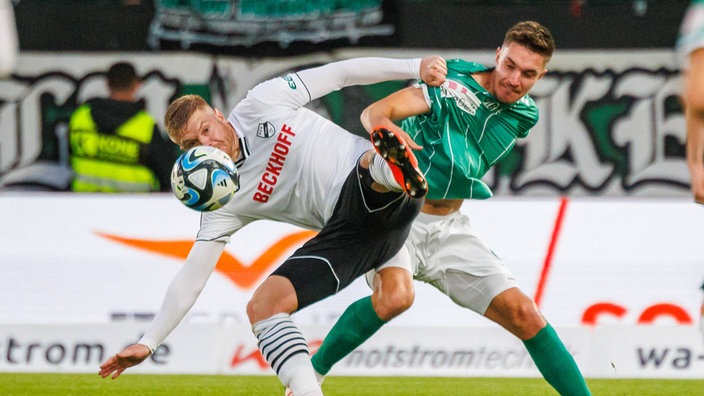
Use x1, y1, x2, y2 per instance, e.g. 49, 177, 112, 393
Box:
137, 341, 157, 355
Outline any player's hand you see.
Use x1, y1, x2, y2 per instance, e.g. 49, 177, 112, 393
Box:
693, 187, 704, 205
419, 55, 447, 87
391, 125, 422, 151
98, 343, 152, 379
691, 175, 704, 205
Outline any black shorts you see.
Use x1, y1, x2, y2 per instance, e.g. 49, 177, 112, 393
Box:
272, 161, 422, 310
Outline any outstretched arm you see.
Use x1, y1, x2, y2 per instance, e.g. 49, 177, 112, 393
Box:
98, 240, 225, 379
299, 56, 446, 102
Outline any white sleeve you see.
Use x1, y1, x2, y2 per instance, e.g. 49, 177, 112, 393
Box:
297, 57, 422, 102
242, 57, 422, 115
138, 240, 225, 351
0, 0, 18, 78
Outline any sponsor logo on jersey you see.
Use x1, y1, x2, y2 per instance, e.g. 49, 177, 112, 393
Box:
253, 124, 296, 203
483, 98, 500, 112
282, 74, 297, 89
441, 80, 480, 115
256, 122, 276, 138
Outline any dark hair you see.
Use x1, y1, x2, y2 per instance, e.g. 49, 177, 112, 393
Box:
106, 62, 139, 91
503, 21, 556, 63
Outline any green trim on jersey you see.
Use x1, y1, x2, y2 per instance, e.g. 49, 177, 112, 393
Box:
403, 59, 538, 200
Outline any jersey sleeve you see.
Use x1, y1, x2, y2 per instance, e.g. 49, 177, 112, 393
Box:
196, 206, 254, 243
297, 57, 421, 101
138, 240, 225, 351
512, 96, 540, 138
245, 57, 422, 112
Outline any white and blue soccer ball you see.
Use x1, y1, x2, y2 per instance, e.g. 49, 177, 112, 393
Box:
170, 146, 239, 212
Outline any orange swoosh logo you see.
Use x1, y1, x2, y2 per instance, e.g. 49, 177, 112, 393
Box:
95, 230, 316, 289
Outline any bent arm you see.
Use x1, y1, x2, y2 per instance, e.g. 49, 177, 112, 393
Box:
138, 240, 225, 351
360, 85, 432, 150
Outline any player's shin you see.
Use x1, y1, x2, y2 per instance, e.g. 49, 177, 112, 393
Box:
523, 322, 591, 396
253, 313, 322, 396
311, 296, 386, 376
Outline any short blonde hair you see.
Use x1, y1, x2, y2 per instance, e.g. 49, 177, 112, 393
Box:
164, 94, 210, 142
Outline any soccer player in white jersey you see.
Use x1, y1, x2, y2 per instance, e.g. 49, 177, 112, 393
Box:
309, 21, 592, 396
97, 55, 446, 396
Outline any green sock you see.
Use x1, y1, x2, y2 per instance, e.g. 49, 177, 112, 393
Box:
523, 323, 591, 396
311, 296, 386, 375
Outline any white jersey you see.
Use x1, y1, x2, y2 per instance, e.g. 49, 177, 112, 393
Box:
197, 57, 423, 241
197, 76, 369, 241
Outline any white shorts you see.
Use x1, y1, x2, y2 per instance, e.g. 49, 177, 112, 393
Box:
367, 210, 518, 315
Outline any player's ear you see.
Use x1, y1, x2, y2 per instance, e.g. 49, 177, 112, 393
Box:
213, 108, 225, 121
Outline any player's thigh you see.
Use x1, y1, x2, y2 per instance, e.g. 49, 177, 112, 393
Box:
415, 214, 517, 314
247, 275, 298, 322
365, 245, 413, 288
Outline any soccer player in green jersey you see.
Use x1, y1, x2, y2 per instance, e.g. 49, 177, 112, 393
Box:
307, 21, 592, 396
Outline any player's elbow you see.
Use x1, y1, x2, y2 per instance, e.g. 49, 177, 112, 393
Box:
360, 106, 375, 132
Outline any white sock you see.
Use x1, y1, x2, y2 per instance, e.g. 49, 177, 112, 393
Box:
368, 153, 402, 191
315, 369, 326, 385
253, 313, 322, 396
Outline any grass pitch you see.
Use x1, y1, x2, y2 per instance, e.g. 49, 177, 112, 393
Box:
1, 373, 702, 395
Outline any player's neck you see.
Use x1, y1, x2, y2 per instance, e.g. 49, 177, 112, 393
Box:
471, 71, 494, 96
230, 126, 241, 161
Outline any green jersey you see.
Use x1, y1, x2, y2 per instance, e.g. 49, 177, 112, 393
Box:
403, 59, 539, 200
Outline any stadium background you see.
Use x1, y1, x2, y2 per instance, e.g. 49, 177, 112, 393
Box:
1, 0, 703, 382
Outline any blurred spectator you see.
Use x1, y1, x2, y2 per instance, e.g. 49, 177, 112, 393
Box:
69, 61, 177, 192
677, 0, 704, 204
0, 0, 18, 77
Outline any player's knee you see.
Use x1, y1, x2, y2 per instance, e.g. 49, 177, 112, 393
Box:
245, 299, 260, 324
508, 299, 545, 338
373, 286, 414, 320
246, 296, 293, 325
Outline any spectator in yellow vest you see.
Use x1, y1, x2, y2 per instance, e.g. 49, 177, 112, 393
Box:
69, 62, 177, 192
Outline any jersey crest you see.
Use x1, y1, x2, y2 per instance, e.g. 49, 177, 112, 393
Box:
257, 122, 276, 138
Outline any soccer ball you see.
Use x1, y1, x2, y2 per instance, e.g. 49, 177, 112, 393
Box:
170, 146, 240, 212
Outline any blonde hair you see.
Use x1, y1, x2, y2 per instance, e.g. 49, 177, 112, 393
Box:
164, 94, 210, 141
503, 21, 556, 63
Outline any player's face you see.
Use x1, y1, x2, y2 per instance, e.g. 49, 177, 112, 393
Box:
491, 42, 548, 104
176, 106, 238, 159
